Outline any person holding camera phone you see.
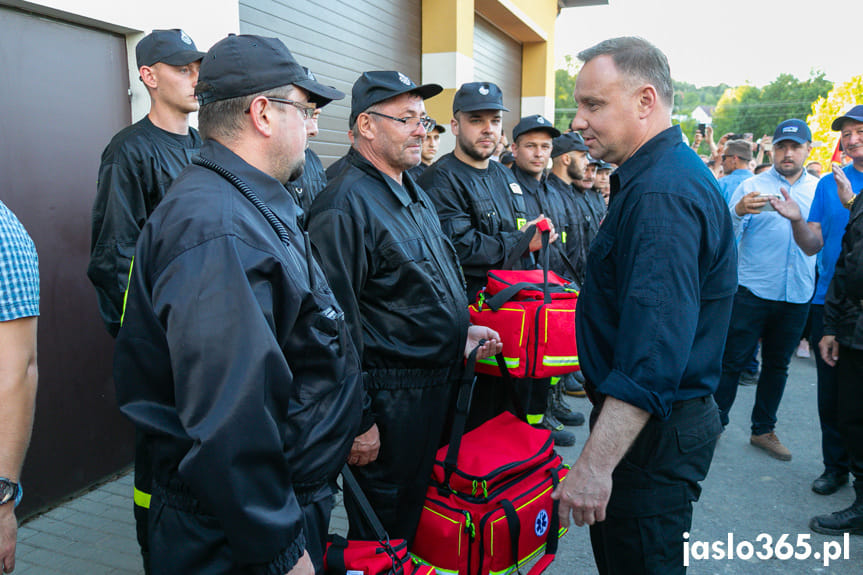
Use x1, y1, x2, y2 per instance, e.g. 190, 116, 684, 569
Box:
714, 119, 820, 461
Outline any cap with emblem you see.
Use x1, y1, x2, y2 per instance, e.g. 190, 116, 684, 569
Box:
299, 66, 345, 108
452, 82, 509, 114
136, 29, 205, 69
551, 132, 589, 158
772, 119, 811, 145
196, 35, 343, 106
831, 104, 863, 131
350, 71, 442, 126
512, 115, 560, 142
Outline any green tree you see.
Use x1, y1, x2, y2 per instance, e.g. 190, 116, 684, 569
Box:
712, 72, 832, 138
554, 55, 579, 131
807, 75, 863, 172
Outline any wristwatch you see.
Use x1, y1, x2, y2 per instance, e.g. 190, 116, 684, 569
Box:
0, 478, 22, 508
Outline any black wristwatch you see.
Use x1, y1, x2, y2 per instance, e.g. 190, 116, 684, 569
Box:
0, 478, 21, 507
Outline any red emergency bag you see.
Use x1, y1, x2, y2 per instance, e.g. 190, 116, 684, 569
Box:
469, 222, 580, 379
411, 351, 567, 575
325, 466, 437, 575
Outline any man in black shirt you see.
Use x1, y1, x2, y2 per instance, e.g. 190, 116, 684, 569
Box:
309, 71, 501, 543
286, 66, 345, 228
553, 37, 736, 573
115, 35, 359, 575
418, 83, 558, 433
407, 122, 445, 180
87, 29, 205, 572
509, 115, 584, 438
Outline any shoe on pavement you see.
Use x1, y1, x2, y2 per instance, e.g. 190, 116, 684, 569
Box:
796, 339, 811, 358
739, 370, 759, 386
532, 413, 575, 447
563, 373, 587, 397
550, 383, 585, 427
750, 432, 792, 461
809, 503, 863, 535
812, 471, 849, 495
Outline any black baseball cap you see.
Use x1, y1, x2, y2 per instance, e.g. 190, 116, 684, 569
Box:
551, 132, 589, 158
431, 122, 446, 134
350, 71, 442, 126
831, 105, 863, 131
196, 35, 343, 106
299, 66, 345, 108
136, 29, 205, 68
594, 160, 614, 171
512, 115, 560, 142
773, 119, 811, 145
453, 82, 509, 114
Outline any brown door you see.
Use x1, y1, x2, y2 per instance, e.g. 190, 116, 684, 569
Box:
0, 6, 134, 516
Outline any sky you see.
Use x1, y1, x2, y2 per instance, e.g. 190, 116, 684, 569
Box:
555, 0, 859, 88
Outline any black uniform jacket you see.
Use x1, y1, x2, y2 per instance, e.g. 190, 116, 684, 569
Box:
825, 196, 863, 349
88, 116, 202, 337
114, 140, 363, 572
417, 152, 532, 299
308, 148, 470, 389
287, 147, 327, 229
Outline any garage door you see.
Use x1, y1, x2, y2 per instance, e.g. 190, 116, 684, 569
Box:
473, 15, 522, 142
0, 6, 134, 516
240, 0, 421, 167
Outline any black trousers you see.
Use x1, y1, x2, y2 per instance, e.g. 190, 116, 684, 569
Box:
837, 345, 863, 482
346, 378, 456, 545
466, 373, 549, 431
148, 483, 332, 574
589, 396, 722, 574
809, 305, 849, 474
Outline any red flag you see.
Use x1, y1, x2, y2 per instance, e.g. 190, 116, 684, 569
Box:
831, 139, 843, 164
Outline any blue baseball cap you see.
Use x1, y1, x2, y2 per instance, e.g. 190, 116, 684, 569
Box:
773, 119, 811, 145
453, 82, 509, 114
512, 115, 560, 142
831, 105, 863, 131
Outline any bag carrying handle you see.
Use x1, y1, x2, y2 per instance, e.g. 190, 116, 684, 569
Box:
441, 346, 526, 490
499, 222, 552, 301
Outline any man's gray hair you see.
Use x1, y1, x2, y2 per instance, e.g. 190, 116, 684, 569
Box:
197, 83, 295, 141
578, 37, 674, 108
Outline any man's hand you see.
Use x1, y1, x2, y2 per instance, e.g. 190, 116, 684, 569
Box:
770, 188, 802, 222
285, 550, 314, 575
819, 335, 840, 367
552, 457, 612, 527
735, 191, 770, 216
691, 132, 703, 149
465, 326, 503, 360
761, 135, 773, 152
0, 505, 17, 574
520, 215, 559, 251
348, 424, 380, 466
833, 163, 855, 206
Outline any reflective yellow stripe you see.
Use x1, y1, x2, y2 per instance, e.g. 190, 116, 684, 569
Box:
120, 256, 134, 327
550, 376, 560, 386
134, 486, 151, 509
477, 356, 520, 368
526, 413, 543, 425
562, 231, 567, 244
543, 356, 580, 367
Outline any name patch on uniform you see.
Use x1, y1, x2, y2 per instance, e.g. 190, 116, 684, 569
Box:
509, 183, 523, 195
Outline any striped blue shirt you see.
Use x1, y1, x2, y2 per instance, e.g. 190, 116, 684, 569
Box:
729, 167, 819, 303
0, 200, 40, 321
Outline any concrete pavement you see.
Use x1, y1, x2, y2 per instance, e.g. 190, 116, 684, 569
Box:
14, 353, 862, 573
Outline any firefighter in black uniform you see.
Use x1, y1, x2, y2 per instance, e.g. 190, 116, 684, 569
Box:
114, 35, 360, 575
406, 121, 445, 181
308, 71, 501, 544
86, 29, 205, 572
286, 66, 345, 228
509, 115, 585, 443
417, 82, 558, 432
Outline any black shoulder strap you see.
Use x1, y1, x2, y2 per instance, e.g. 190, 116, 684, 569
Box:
341, 465, 389, 542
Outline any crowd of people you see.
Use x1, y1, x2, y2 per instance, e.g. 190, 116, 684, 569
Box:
1, 28, 862, 575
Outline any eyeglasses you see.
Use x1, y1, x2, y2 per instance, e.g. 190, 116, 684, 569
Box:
721, 154, 737, 161
245, 97, 317, 120
367, 111, 436, 132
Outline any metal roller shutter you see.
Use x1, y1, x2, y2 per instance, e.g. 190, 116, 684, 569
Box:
240, 0, 421, 166
473, 15, 522, 141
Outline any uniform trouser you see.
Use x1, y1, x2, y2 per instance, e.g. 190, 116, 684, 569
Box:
147, 482, 332, 574
714, 287, 809, 434
837, 345, 863, 484
809, 305, 849, 474
589, 396, 722, 574
466, 374, 549, 431
347, 375, 456, 545
134, 429, 153, 575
